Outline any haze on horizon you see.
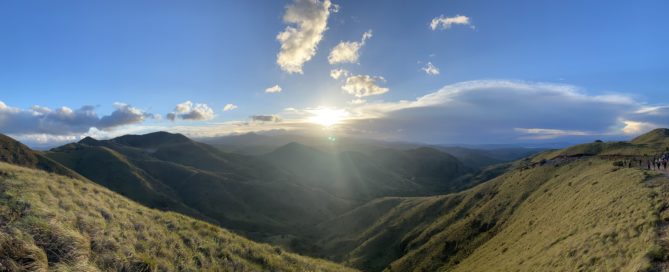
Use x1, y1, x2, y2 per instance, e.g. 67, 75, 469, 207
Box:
0, 0, 667, 147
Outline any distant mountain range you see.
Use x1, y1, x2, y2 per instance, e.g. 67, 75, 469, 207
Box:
1, 129, 668, 271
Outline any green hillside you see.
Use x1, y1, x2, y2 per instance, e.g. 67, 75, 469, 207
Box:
0, 162, 356, 271
314, 157, 667, 272
308, 129, 669, 272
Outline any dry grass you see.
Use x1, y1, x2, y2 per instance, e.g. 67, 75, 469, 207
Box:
0, 162, 357, 272
315, 158, 668, 272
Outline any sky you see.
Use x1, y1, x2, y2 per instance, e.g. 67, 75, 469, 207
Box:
0, 0, 668, 147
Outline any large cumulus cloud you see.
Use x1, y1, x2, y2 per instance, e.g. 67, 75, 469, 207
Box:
276, 0, 335, 73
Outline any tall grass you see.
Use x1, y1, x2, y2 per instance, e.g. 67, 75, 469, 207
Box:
0, 162, 356, 272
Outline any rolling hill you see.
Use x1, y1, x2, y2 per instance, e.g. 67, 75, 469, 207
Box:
0, 162, 356, 271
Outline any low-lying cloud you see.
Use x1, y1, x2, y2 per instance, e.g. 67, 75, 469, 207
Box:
0, 101, 155, 136
251, 115, 282, 123
343, 80, 668, 143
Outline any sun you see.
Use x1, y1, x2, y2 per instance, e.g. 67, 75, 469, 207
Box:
308, 107, 348, 127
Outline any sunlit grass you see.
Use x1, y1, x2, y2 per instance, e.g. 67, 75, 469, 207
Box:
0, 162, 357, 271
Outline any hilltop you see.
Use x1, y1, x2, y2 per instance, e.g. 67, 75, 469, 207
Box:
632, 128, 669, 146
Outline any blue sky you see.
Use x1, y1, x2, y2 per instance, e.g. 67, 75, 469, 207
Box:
0, 0, 668, 146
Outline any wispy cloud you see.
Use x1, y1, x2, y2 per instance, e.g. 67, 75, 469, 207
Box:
223, 104, 238, 111
430, 15, 473, 30
276, 0, 335, 73
330, 68, 350, 79
421, 62, 440, 75
328, 30, 372, 64
265, 85, 283, 93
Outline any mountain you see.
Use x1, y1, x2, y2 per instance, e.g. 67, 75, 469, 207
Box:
45, 132, 356, 238
263, 143, 476, 200
0, 162, 355, 271
202, 132, 544, 170
299, 128, 669, 271
434, 146, 546, 169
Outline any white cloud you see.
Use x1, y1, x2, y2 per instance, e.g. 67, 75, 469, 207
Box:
341, 75, 389, 97
223, 104, 238, 111
422, 62, 440, 75
265, 85, 283, 93
167, 101, 214, 121
276, 0, 335, 74
621, 120, 660, 135
330, 68, 350, 79
328, 30, 372, 64
99, 103, 157, 128
0, 101, 154, 136
430, 15, 473, 30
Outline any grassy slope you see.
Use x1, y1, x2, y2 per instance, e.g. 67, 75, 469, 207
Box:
450, 161, 659, 272
0, 134, 82, 179
0, 162, 356, 272
316, 158, 668, 272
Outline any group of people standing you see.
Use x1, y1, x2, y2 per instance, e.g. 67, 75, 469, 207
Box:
621, 152, 669, 171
